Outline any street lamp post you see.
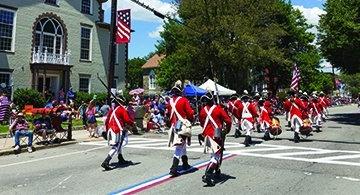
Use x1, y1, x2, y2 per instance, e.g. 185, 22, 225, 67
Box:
107, 0, 118, 105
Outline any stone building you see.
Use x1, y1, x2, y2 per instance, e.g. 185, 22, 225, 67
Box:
0, 0, 126, 98
141, 54, 164, 95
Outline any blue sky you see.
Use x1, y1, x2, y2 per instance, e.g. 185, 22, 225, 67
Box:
103, 0, 327, 59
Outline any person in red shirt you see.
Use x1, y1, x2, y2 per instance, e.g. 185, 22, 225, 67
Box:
283, 91, 306, 143
199, 92, 231, 186
166, 81, 195, 176
101, 96, 135, 171
238, 93, 259, 147
226, 94, 242, 138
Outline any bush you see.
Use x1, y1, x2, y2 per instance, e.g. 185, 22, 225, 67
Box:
13, 88, 46, 109
74, 92, 93, 107
74, 92, 109, 107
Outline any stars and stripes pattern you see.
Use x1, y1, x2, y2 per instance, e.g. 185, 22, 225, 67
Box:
116, 9, 131, 44
290, 63, 301, 91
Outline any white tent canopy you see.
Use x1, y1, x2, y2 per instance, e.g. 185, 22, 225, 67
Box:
199, 79, 236, 96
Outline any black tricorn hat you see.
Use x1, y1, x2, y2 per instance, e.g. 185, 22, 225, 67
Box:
230, 93, 239, 100
200, 92, 214, 102
171, 80, 183, 95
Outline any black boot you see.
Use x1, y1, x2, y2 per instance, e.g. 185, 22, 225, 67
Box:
244, 135, 251, 147
101, 155, 112, 170
202, 167, 215, 186
214, 168, 221, 179
169, 157, 180, 177
263, 131, 271, 141
294, 132, 300, 143
118, 153, 131, 165
181, 155, 191, 170
234, 129, 241, 138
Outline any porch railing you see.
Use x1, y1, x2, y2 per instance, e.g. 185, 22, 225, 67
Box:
32, 47, 71, 65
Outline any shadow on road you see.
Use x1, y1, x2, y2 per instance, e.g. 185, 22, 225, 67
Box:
203, 173, 237, 187
328, 113, 360, 126
105, 161, 141, 171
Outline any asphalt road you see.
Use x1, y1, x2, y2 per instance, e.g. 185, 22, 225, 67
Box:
0, 105, 359, 195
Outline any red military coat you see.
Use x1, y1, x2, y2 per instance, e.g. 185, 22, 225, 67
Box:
259, 106, 271, 125
309, 100, 323, 117
284, 98, 306, 120
319, 97, 331, 109
199, 105, 231, 138
264, 100, 273, 116
237, 102, 258, 123
105, 105, 134, 134
226, 99, 242, 119
166, 96, 194, 126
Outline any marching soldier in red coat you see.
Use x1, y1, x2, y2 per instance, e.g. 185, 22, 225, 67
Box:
259, 99, 272, 141
309, 95, 323, 132
319, 92, 331, 119
238, 93, 259, 147
199, 92, 231, 186
101, 96, 135, 170
284, 91, 306, 143
226, 94, 242, 138
166, 81, 195, 176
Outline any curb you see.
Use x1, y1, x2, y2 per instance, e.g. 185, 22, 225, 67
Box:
0, 126, 85, 138
0, 140, 78, 156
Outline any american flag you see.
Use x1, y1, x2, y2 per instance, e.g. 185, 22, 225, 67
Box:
290, 63, 301, 91
116, 9, 131, 44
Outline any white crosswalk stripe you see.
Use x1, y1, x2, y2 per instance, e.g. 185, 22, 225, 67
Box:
79, 138, 360, 167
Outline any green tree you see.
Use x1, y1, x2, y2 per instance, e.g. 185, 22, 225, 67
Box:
128, 57, 146, 89
341, 73, 360, 97
156, 0, 321, 93
319, 0, 360, 73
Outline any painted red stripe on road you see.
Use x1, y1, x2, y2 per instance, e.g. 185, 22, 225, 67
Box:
114, 154, 237, 195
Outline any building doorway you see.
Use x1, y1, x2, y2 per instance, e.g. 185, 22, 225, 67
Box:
37, 74, 59, 99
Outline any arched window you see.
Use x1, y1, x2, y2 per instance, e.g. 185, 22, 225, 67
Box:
34, 17, 64, 54
149, 70, 156, 90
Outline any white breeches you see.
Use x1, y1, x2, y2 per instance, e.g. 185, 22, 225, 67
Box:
261, 121, 270, 132
241, 119, 254, 136
173, 141, 187, 159
291, 116, 303, 133
107, 130, 128, 158
312, 114, 322, 127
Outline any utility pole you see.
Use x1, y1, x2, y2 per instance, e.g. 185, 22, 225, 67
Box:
107, 0, 118, 105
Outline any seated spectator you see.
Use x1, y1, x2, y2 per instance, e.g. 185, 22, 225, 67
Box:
9, 112, 33, 153
33, 116, 55, 144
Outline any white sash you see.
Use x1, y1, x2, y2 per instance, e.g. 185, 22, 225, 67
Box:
228, 99, 240, 113
242, 102, 252, 118
203, 105, 219, 130
312, 103, 320, 115
169, 97, 184, 123
109, 106, 123, 132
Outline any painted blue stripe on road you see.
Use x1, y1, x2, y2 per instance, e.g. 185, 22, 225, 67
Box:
108, 153, 233, 195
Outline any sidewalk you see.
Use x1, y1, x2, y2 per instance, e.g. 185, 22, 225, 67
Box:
0, 125, 204, 156
0, 129, 103, 156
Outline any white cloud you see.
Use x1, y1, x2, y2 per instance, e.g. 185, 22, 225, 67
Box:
148, 24, 164, 39
103, 0, 177, 23
293, 5, 326, 34
293, 5, 326, 26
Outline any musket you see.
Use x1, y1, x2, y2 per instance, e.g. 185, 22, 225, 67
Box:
96, 73, 122, 105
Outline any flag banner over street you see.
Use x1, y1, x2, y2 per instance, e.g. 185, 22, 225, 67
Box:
116, 9, 131, 44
